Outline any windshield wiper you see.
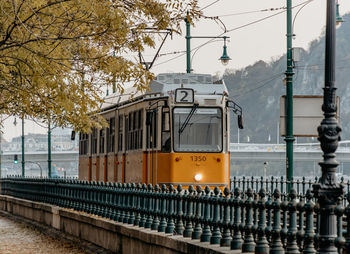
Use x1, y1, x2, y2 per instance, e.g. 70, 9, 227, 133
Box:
179, 103, 199, 134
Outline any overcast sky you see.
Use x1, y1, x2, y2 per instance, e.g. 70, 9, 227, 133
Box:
2, 0, 350, 141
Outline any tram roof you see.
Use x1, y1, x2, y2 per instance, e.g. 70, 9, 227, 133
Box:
100, 73, 228, 111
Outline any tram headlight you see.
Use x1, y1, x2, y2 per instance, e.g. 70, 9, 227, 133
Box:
194, 173, 202, 182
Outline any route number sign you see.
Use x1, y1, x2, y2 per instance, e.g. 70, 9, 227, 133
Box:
175, 88, 194, 103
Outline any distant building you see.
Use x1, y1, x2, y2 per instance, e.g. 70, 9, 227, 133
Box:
2, 128, 78, 152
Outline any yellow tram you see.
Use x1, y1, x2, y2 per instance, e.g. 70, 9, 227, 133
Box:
78, 73, 242, 188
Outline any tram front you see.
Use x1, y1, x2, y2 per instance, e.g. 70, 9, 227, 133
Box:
155, 75, 231, 188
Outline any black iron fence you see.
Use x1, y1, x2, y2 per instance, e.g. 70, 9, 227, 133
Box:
1, 176, 350, 253
231, 176, 350, 203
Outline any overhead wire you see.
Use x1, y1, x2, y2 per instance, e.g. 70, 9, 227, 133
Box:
200, 0, 222, 11
155, 1, 313, 67
231, 72, 285, 98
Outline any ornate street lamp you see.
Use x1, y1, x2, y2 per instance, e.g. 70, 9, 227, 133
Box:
336, 0, 344, 26
219, 37, 231, 66
313, 0, 344, 253
185, 13, 231, 73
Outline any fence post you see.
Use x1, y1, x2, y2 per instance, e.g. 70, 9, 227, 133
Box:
255, 188, 269, 254
165, 184, 175, 234
192, 185, 202, 240
151, 184, 160, 230
344, 193, 350, 253
242, 188, 255, 252
270, 189, 284, 254
231, 187, 243, 250
134, 183, 141, 226
175, 185, 184, 235
183, 185, 194, 237
210, 187, 222, 244
139, 183, 147, 227
115, 183, 123, 222
296, 195, 305, 251
303, 189, 316, 254
286, 188, 299, 254
118, 183, 126, 222
200, 186, 212, 242
158, 184, 168, 232
128, 183, 136, 224
334, 199, 345, 253
220, 187, 232, 247
123, 183, 131, 223
280, 193, 288, 248
145, 184, 153, 228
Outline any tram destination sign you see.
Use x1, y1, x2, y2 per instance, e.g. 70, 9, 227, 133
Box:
280, 95, 340, 137
175, 88, 194, 103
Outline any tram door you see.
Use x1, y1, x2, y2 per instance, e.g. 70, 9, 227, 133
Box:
116, 114, 124, 182
124, 110, 144, 183
146, 109, 158, 185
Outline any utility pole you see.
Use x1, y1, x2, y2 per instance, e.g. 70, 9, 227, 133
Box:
48, 121, 51, 178
184, 12, 230, 74
285, 0, 295, 192
0, 130, 2, 178
21, 117, 25, 177
313, 0, 343, 253
185, 14, 191, 73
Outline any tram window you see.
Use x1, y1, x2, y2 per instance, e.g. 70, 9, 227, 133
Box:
138, 110, 143, 149
79, 133, 89, 155
91, 128, 97, 154
146, 110, 157, 149
107, 118, 115, 153
118, 115, 123, 152
133, 111, 137, 130
173, 107, 222, 152
162, 111, 170, 132
138, 110, 142, 129
99, 129, 105, 154
79, 133, 82, 155
126, 110, 143, 150
125, 115, 130, 150
161, 109, 170, 152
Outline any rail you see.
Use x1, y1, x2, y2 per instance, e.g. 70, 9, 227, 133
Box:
1, 176, 350, 253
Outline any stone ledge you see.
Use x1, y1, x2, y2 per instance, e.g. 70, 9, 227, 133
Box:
0, 195, 245, 254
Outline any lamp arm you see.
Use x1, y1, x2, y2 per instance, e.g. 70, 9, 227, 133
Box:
190, 39, 222, 66
292, 1, 313, 37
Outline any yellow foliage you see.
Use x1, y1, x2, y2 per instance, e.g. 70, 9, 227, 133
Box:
0, 0, 199, 133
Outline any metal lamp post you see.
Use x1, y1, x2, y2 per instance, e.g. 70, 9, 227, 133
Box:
185, 13, 231, 73
48, 121, 52, 178
21, 117, 25, 177
285, 0, 295, 192
313, 0, 344, 253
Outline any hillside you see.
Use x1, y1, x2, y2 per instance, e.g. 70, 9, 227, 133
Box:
223, 13, 350, 144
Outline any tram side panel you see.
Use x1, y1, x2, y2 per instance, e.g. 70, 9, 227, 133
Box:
79, 156, 89, 180
107, 154, 116, 182
99, 155, 105, 181
125, 150, 143, 183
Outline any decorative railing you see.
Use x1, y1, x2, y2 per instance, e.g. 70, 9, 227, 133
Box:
1, 176, 350, 253
231, 176, 350, 202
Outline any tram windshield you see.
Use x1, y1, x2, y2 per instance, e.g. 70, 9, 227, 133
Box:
173, 107, 222, 152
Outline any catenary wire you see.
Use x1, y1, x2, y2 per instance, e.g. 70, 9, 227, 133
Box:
155, 0, 315, 67
231, 73, 284, 98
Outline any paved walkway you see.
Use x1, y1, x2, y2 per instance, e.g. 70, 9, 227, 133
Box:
0, 215, 87, 254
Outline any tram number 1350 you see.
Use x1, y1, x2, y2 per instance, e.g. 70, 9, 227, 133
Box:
191, 156, 206, 162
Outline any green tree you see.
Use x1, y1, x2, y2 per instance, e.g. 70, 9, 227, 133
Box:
0, 0, 199, 132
